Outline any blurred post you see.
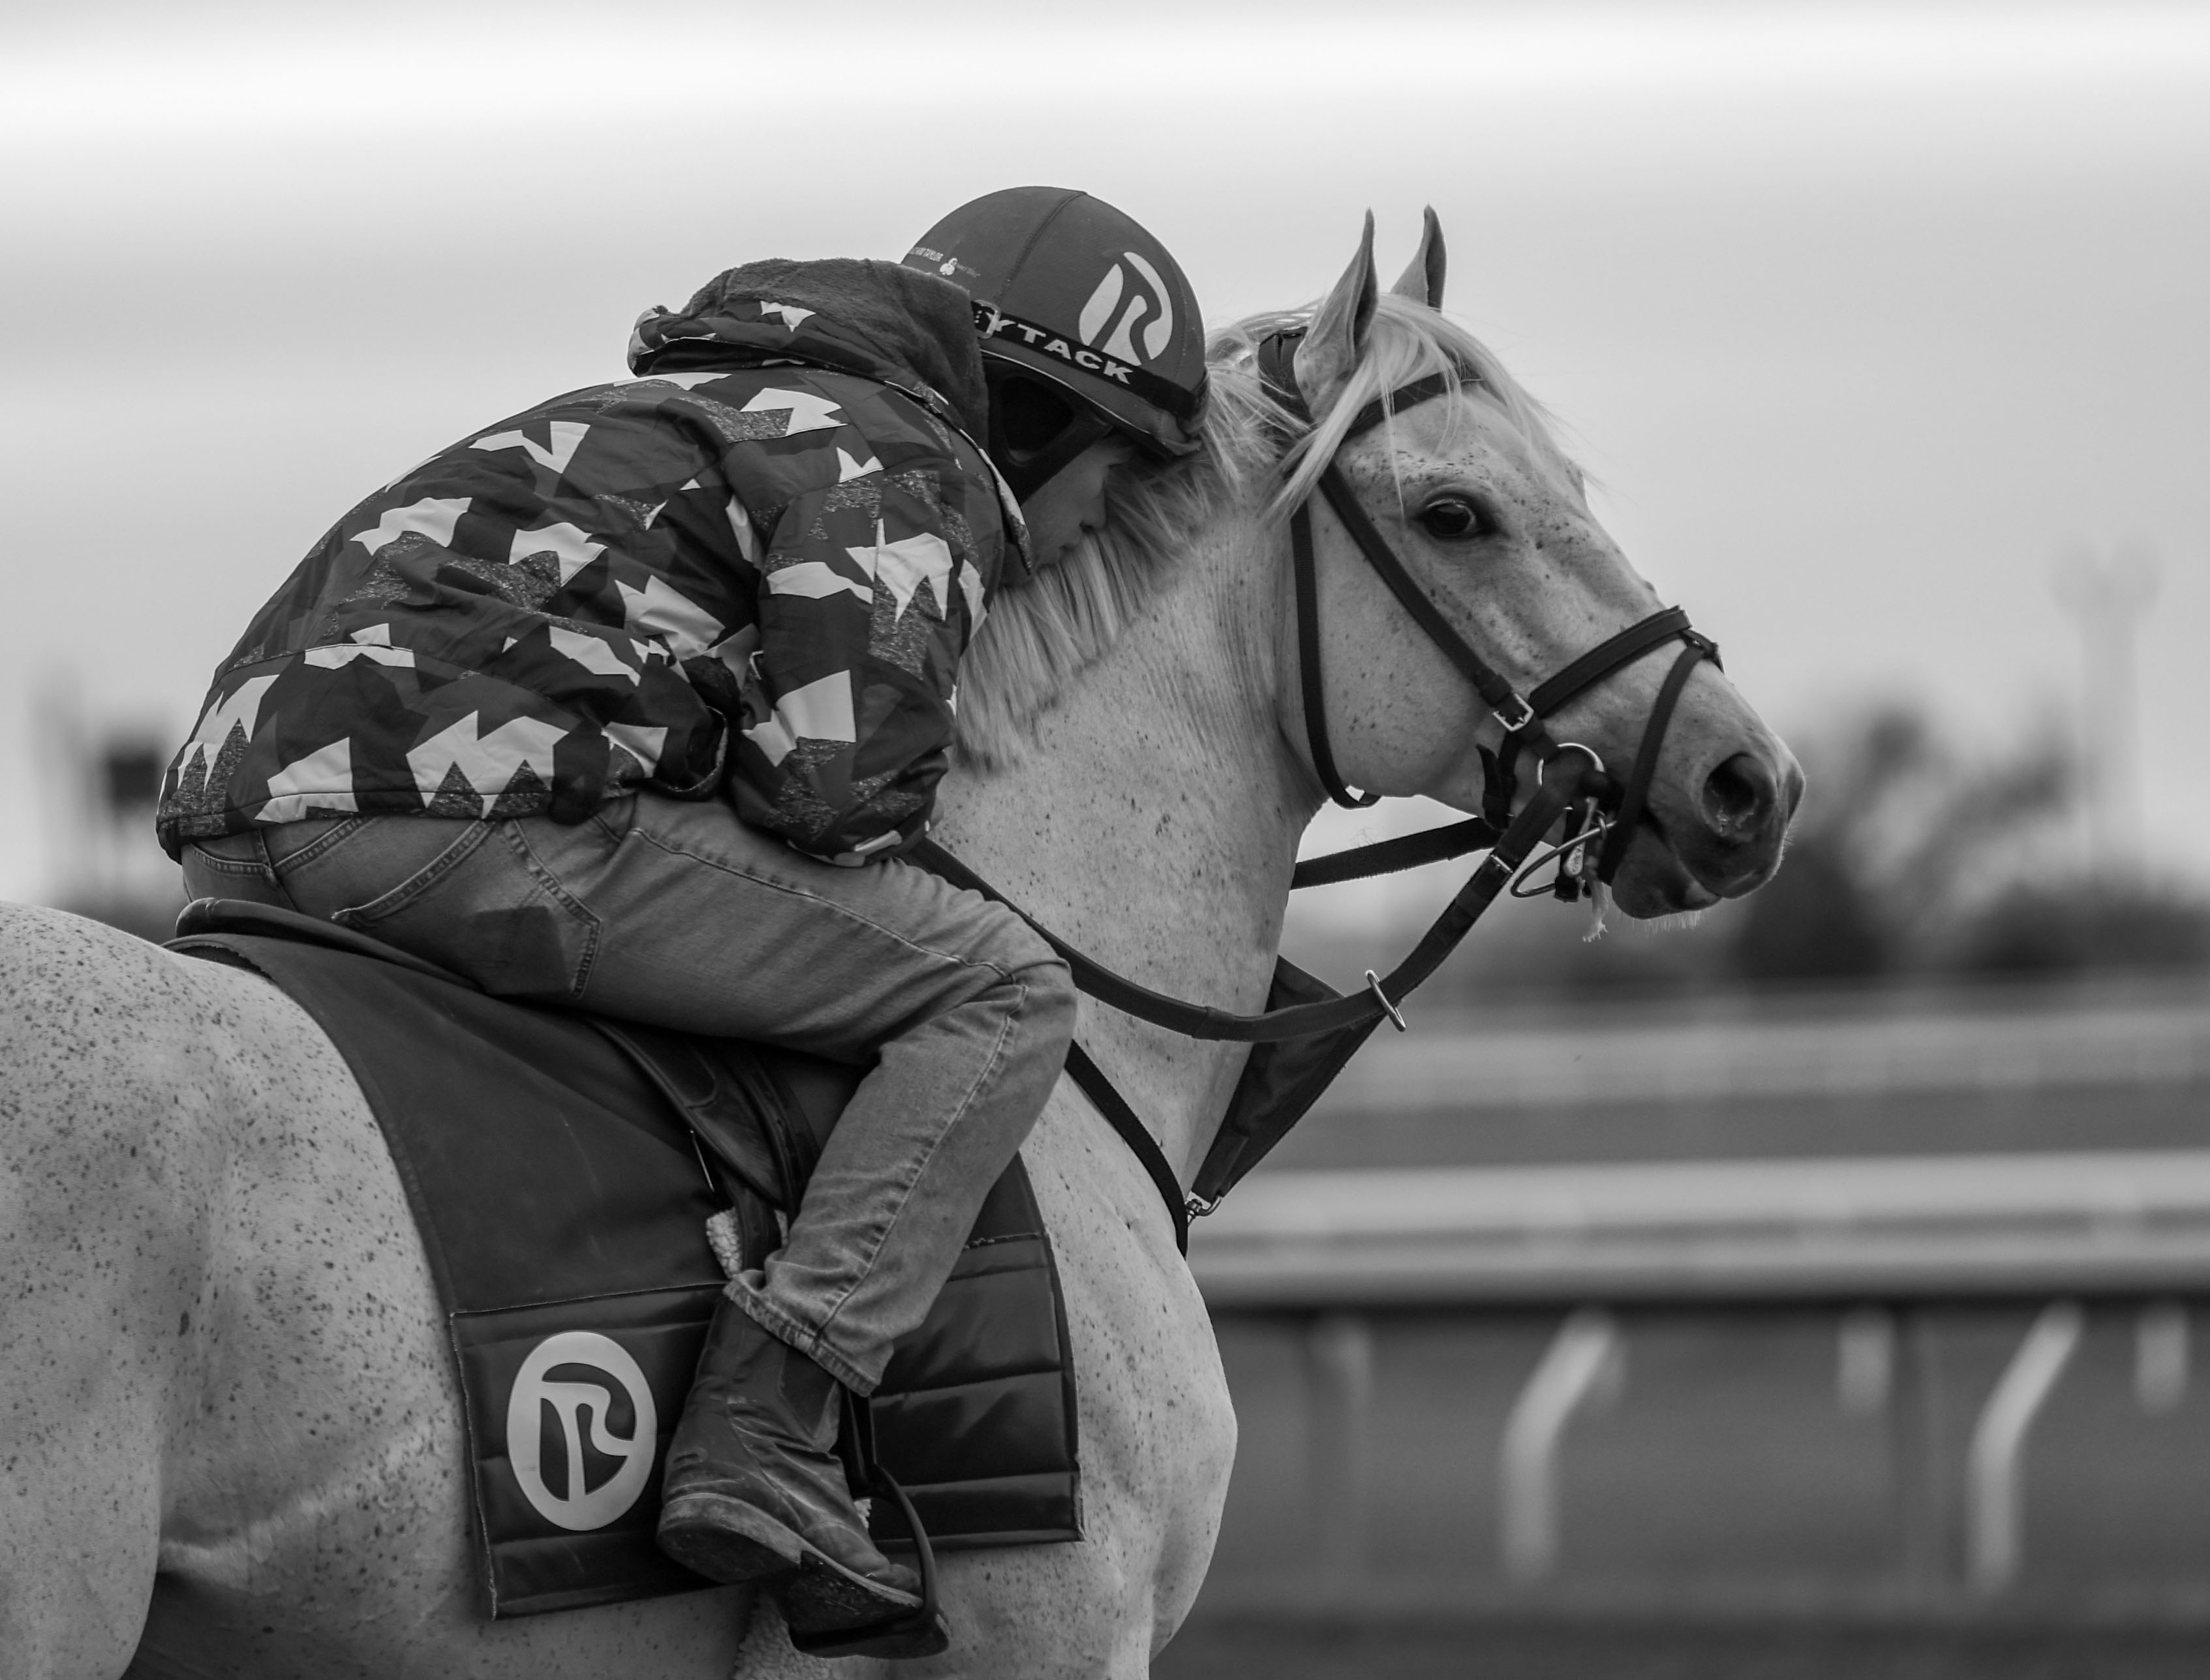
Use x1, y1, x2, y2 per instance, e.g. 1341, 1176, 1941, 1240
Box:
29, 672, 93, 904
2052, 542, 2157, 881
30, 669, 182, 938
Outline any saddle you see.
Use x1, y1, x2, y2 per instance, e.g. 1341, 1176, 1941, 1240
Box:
169, 899, 1080, 1620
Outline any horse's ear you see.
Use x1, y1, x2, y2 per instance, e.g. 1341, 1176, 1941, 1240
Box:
1391, 206, 1446, 309
1295, 212, 1379, 416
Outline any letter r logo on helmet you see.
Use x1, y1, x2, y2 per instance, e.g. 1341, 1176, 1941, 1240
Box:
904, 187, 1208, 459
1078, 254, 1176, 367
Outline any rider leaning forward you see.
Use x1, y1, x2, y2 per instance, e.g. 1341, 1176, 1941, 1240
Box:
155, 188, 1208, 1647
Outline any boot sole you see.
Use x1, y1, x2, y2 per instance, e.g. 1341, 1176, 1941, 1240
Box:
777, 1548, 923, 1638
656, 1491, 808, 1585
658, 1490, 924, 1633
786, 1596, 951, 1662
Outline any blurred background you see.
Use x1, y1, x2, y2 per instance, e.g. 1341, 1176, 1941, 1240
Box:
7, 1, 2209, 1673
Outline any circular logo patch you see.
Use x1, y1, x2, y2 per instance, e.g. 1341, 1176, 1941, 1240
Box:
506, 1331, 658, 1532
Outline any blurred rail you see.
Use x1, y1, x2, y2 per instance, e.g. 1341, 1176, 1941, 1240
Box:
1183, 988, 2210, 1628
1192, 1161, 2210, 1613
1193, 1152, 2210, 1304
1319, 989, 2210, 1113
1274, 981, 2210, 1169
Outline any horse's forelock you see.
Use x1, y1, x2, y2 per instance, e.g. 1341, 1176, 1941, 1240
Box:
951, 294, 1580, 771
1225, 294, 1583, 516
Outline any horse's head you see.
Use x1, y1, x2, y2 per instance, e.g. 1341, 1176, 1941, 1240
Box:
1238, 213, 1802, 917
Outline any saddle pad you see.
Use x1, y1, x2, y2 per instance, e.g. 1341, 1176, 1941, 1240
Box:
172, 928, 1080, 1617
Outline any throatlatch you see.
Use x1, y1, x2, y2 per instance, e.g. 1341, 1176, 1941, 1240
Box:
920, 333, 1723, 1242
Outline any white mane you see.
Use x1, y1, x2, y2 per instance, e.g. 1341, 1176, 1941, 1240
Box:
953, 293, 1581, 771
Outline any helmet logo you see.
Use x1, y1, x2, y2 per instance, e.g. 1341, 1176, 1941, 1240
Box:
1077, 253, 1175, 366
506, 1331, 657, 1532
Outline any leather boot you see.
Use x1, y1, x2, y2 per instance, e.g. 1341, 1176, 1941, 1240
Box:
656, 1297, 921, 1634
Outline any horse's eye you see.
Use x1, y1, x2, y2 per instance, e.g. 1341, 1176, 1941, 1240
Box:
1417, 496, 1489, 541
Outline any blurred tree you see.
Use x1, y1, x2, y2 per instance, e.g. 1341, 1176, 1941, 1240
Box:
1730, 701, 2207, 985
46, 726, 186, 945
1732, 842, 1887, 982
1240, 700, 2209, 1007
1954, 878, 2210, 977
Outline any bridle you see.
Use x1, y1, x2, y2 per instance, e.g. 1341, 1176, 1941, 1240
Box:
914, 329, 1727, 1246
1257, 328, 1720, 896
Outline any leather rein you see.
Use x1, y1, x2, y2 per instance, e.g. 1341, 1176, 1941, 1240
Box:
917, 331, 1721, 1245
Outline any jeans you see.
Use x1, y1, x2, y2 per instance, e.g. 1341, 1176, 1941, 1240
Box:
183, 795, 1077, 1394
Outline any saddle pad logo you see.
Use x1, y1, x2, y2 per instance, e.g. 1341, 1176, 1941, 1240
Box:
506, 1331, 658, 1532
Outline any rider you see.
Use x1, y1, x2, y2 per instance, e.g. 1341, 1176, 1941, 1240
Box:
155, 187, 1207, 1644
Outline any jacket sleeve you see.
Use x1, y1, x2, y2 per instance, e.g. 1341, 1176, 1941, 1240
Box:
724, 456, 999, 862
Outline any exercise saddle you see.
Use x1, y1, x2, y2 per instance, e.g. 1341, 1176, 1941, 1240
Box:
170, 898, 1080, 1620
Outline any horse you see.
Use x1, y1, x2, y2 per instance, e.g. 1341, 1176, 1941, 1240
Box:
0, 213, 1800, 1679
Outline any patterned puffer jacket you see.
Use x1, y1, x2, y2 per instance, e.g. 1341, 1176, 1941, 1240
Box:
157, 257, 1023, 865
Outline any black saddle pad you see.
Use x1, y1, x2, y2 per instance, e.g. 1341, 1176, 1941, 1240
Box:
171, 911, 1081, 1618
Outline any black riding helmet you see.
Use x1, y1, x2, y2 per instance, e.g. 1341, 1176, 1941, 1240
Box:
904, 187, 1208, 502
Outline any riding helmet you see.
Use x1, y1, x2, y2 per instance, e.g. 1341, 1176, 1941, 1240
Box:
905, 188, 1207, 498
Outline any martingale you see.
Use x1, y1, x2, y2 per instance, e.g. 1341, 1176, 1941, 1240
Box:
902, 329, 1724, 1250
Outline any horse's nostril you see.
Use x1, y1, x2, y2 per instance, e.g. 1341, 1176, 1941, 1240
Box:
1702, 752, 1775, 840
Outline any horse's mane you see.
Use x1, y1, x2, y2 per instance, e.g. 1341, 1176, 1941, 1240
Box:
953, 292, 1580, 770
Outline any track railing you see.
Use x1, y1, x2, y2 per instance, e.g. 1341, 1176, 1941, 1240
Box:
1190, 1152, 2210, 1613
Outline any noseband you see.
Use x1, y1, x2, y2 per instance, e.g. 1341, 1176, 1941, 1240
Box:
1257, 328, 1719, 891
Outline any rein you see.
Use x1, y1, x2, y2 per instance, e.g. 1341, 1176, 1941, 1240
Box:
921, 335, 1722, 1247
913, 748, 1595, 1046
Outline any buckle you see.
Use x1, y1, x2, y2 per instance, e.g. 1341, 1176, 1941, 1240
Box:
1365, 970, 1409, 1032
1491, 692, 1537, 734
1185, 1191, 1221, 1221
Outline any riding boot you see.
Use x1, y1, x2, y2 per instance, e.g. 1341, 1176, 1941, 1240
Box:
656, 1296, 921, 1634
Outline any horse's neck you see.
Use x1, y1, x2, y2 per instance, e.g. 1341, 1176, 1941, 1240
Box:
932, 525, 1312, 1181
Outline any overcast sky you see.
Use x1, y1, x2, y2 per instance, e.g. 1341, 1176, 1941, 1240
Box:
3, 0, 2206, 910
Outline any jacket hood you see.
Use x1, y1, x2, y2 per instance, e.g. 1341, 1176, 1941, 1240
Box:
627, 258, 990, 439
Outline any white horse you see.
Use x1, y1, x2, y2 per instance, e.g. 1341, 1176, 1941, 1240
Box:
0, 217, 1798, 1679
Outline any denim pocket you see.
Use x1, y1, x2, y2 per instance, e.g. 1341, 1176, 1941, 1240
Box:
261, 816, 367, 876
184, 840, 275, 883
284, 818, 602, 1003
